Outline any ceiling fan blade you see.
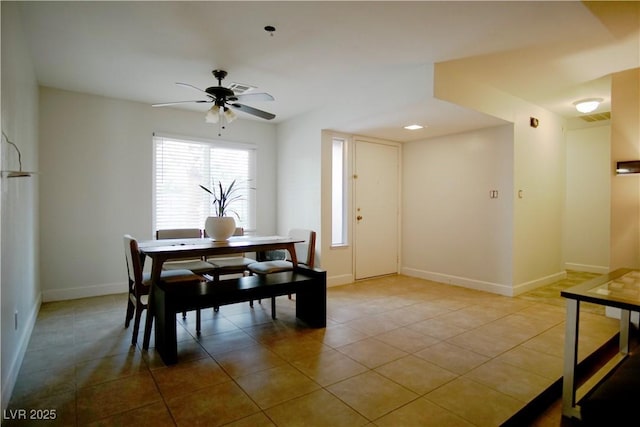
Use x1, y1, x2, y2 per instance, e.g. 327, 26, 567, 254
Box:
152, 100, 211, 107
234, 92, 275, 102
230, 103, 276, 120
175, 82, 212, 96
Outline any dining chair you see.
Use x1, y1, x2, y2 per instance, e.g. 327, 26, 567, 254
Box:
156, 228, 218, 274
204, 227, 255, 312
206, 227, 255, 278
123, 234, 203, 345
156, 228, 218, 327
246, 228, 316, 319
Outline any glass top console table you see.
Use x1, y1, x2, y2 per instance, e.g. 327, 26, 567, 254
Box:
560, 268, 640, 420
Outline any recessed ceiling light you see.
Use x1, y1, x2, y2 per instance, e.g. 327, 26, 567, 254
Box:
403, 124, 424, 130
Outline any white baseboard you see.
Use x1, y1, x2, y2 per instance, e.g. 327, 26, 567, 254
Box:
327, 274, 353, 287
42, 274, 356, 300
42, 282, 125, 302
2, 293, 41, 412
401, 267, 515, 296
401, 267, 567, 297
511, 271, 567, 296
564, 262, 609, 275
42, 274, 356, 301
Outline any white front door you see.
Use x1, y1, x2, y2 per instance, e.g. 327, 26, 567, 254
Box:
354, 139, 400, 280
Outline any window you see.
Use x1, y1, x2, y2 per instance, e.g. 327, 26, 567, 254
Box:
331, 137, 347, 246
153, 134, 256, 232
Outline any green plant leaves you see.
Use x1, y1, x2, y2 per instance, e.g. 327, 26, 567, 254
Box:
200, 179, 243, 218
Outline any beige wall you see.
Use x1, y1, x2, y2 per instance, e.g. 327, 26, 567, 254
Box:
565, 125, 611, 273
1, 1, 40, 410
434, 61, 567, 295
38, 88, 278, 301
511, 108, 566, 290
610, 68, 640, 270
402, 125, 515, 294
281, 65, 432, 285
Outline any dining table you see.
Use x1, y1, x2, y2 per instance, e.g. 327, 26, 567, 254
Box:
137, 235, 304, 350
560, 268, 640, 420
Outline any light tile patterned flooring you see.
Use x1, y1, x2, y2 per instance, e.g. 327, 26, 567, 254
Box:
6, 271, 619, 426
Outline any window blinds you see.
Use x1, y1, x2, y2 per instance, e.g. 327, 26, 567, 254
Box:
153, 134, 256, 232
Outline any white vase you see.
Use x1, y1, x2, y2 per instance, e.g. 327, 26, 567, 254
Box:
205, 216, 236, 241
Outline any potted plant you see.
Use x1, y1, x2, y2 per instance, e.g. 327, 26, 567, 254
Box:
200, 179, 243, 241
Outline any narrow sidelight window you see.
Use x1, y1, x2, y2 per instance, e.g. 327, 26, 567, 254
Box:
332, 137, 347, 246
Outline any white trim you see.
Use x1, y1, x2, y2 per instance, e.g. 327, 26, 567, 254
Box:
1, 293, 41, 411
42, 282, 125, 302
151, 136, 159, 235
152, 131, 257, 151
402, 267, 515, 296
328, 274, 354, 287
401, 267, 566, 297
564, 262, 609, 275
512, 271, 567, 296
331, 136, 348, 246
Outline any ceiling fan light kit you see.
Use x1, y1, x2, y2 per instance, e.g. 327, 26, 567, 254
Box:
224, 108, 237, 123
153, 69, 275, 134
205, 105, 221, 124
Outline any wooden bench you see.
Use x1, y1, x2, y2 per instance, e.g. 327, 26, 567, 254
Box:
151, 265, 326, 364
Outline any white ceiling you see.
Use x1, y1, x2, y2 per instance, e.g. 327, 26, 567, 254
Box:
14, 1, 639, 142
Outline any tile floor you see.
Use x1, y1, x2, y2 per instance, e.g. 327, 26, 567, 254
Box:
5, 271, 619, 426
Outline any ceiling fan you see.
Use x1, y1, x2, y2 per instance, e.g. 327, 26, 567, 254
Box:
152, 69, 276, 125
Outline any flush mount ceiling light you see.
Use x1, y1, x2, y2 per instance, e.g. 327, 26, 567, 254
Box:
574, 98, 603, 114
403, 124, 424, 130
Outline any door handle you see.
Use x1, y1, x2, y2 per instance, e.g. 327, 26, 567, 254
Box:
356, 215, 363, 221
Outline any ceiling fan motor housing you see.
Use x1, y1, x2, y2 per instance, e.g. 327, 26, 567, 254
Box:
206, 85, 237, 104
207, 70, 237, 104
